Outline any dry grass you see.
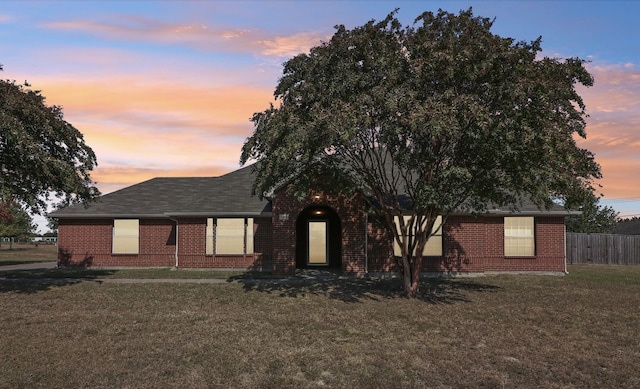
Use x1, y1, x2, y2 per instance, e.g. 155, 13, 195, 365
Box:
0, 243, 57, 265
1, 265, 639, 388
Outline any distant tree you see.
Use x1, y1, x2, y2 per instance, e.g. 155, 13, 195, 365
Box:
0, 201, 36, 248
566, 193, 618, 233
46, 217, 58, 234
45, 204, 61, 233
0, 64, 100, 215
616, 217, 640, 235
241, 9, 601, 297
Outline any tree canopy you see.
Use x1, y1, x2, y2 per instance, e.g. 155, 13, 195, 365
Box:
566, 193, 618, 234
0, 200, 36, 244
0, 64, 100, 214
616, 217, 640, 235
241, 9, 601, 296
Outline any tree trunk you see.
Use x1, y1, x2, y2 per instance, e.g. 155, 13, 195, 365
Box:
402, 255, 412, 296
401, 256, 422, 298
409, 257, 421, 297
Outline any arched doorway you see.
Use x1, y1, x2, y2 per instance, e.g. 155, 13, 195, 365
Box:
295, 206, 341, 269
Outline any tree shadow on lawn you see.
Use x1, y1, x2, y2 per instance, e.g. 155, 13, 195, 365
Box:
228, 272, 500, 304
0, 268, 117, 294
0, 260, 54, 266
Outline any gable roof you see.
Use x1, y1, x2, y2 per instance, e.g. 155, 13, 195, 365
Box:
50, 164, 271, 219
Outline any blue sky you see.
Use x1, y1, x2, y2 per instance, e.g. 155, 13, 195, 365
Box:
1, 1, 639, 231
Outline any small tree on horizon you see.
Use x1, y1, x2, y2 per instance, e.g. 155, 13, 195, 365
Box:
241, 9, 601, 297
0, 201, 36, 248
566, 193, 618, 234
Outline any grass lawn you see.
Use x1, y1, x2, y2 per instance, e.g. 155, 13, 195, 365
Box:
1, 265, 639, 388
0, 243, 57, 265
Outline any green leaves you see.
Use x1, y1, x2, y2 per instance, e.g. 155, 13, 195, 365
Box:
566, 193, 618, 233
0, 200, 35, 238
0, 70, 100, 214
242, 7, 600, 213
241, 9, 601, 295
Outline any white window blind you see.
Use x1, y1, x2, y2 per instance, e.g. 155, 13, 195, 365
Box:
504, 217, 535, 256
113, 219, 139, 254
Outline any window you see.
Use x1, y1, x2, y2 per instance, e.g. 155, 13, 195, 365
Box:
393, 215, 443, 257
207, 218, 254, 255
504, 217, 535, 256
113, 219, 139, 254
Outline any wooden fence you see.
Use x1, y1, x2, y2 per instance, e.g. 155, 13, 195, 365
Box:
566, 233, 640, 265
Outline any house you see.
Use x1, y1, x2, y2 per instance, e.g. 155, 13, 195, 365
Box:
50, 164, 576, 275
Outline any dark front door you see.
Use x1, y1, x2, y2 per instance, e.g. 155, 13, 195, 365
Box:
296, 206, 341, 269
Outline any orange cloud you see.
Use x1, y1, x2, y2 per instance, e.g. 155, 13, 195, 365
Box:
45, 79, 267, 114
26, 72, 276, 194
92, 164, 235, 194
591, 157, 640, 199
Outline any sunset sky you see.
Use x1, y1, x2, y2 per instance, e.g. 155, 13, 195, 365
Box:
1, 1, 639, 231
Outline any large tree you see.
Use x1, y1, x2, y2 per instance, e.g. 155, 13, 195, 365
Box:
241, 9, 601, 296
0, 64, 100, 215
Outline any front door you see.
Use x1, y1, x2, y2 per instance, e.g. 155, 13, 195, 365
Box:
295, 206, 341, 269
307, 220, 328, 265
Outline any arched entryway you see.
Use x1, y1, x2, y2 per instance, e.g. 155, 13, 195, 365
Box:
295, 206, 341, 269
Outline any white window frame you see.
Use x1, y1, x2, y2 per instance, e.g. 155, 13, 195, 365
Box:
504, 216, 535, 256
206, 218, 215, 255
112, 219, 139, 254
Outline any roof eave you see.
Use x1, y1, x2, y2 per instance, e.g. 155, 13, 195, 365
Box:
486, 209, 582, 216
164, 211, 273, 218
50, 211, 273, 219
49, 213, 169, 219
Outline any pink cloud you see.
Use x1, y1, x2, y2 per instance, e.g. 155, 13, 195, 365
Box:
44, 15, 326, 58
259, 32, 329, 57
577, 62, 640, 199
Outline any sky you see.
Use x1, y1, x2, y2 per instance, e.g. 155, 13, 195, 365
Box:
1, 0, 639, 232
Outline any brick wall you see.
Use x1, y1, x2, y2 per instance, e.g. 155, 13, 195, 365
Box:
58, 212, 565, 273
177, 216, 272, 270
58, 219, 112, 266
366, 215, 398, 273
366, 215, 566, 274
271, 186, 367, 275
57, 218, 175, 267
58, 217, 272, 270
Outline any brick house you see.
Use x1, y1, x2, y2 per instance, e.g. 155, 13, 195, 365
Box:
50, 164, 576, 275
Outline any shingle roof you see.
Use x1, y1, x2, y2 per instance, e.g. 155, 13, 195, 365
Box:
50, 164, 271, 219
50, 162, 577, 219
484, 199, 577, 216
